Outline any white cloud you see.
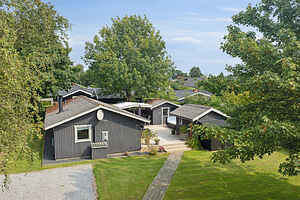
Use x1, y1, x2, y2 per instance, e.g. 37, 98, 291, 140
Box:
220, 7, 243, 13
171, 36, 202, 44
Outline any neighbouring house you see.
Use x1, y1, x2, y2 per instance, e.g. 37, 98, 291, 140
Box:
114, 99, 180, 126
174, 89, 212, 102
58, 83, 126, 103
44, 96, 150, 160
170, 104, 229, 150
182, 77, 204, 88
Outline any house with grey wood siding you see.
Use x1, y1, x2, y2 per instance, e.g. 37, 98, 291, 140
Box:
58, 83, 126, 103
44, 96, 149, 160
114, 99, 180, 126
174, 89, 212, 102
170, 104, 229, 150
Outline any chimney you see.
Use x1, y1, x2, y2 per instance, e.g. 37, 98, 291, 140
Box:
57, 95, 63, 113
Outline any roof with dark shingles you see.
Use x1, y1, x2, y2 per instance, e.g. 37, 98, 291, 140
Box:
174, 90, 213, 100
58, 84, 94, 97
174, 90, 194, 99
45, 96, 149, 129
149, 99, 180, 109
183, 77, 204, 88
58, 84, 124, 99
170, 104, 211, 120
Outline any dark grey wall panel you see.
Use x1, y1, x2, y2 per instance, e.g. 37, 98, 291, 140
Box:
52, 108, 143, 160
198, 111, 227, 126
152, 103, 178, 125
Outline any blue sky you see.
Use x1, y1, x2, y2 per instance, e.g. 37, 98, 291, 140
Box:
51, 0, 260, 75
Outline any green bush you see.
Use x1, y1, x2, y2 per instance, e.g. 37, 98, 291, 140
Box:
179, 125, 188, 134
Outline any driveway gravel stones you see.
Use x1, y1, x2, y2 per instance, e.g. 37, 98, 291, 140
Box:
0, 164, 96, 200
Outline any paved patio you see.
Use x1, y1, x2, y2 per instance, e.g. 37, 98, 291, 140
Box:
145, 125, 185, 145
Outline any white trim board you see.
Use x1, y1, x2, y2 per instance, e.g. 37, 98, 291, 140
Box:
63, 89, 93, 98
161, 107, 170, 125
45, 105, 150, 130
151, 101, 180, 110
192, 108, 230, 122
178, 91, 211, 101
74, 124, 92, 143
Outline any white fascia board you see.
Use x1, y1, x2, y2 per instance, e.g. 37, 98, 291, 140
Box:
178, 92, 211, 101
63, 89, 93, 98
151, 101, 180, 110
192, 108, 229, 122
45, 106, 101, 130
45, 105, 150, 130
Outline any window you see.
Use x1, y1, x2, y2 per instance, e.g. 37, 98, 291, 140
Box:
102, 131, 109, 142
74, 125, 92, 143
162, 107, 169, 116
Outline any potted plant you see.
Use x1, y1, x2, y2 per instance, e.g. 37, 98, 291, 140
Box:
154, 138, 160, 145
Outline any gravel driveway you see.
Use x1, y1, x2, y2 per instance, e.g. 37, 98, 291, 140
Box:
0, 164, 96, 200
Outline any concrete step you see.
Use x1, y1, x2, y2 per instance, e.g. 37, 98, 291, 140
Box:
163, 143, 191, 152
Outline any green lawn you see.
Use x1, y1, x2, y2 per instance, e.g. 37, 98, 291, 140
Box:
164, 151, 300, 200
93, 154, 168, 200
5, 136, 95, 174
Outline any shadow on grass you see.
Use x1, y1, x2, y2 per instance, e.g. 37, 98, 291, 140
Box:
165, 151, 300, 200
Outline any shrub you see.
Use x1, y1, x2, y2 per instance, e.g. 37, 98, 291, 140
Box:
149, 147, 158, 155
142, 129, 156, 146
179, 125, 188, 134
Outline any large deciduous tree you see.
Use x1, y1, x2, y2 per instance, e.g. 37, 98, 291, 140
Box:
4, 0, 73, 96
197, 73, 236, 96
84, 15, 174, 100
0, 0, 72, 188
200, 0, 300, 175
189, 66, 203, 77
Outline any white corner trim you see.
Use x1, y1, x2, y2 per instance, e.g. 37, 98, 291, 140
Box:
192, 108, 230, 122
63, 89, 93, 98
45, 105, 150, 130
151, 101, 180, 110
74, 124, 92, 143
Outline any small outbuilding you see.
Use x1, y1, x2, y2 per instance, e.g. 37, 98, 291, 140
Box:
114, 99, 180, 126
58, 83, 126, 103
170, 104, 229, 150
44, 96, 150, 161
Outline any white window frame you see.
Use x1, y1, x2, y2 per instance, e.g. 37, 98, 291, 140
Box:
74, 125, 92, 143
102, 131, 109, 142
161, 107, 170, 124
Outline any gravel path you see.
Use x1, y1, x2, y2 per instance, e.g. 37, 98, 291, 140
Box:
0, 164, 96, 200
142, 151, 183, 200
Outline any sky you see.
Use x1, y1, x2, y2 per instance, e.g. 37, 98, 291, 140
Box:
50, 0, 260, 75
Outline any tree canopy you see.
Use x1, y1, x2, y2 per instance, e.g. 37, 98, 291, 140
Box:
202, 0, 300, 176
84, 15, 174, 100
189, 66, 203, 77
0, 0, 72, 188
197, 73, 236, 96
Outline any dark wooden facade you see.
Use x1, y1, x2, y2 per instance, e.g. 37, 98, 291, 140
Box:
152, 103, 178, 125
175, 111, 227, 151
45, 109, 144, 160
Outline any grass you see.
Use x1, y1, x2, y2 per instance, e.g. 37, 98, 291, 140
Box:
93, 153, 168, 200
6, 135, 168, 200
5, 136, 94, 174
164, 151, 300, 200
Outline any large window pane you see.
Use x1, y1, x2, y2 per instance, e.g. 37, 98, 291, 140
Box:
77, 128, 89, 140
